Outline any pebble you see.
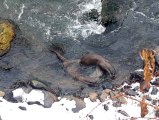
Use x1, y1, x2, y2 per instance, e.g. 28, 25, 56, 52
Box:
103, 104, 109, 111
43, 91, 57, 108
125, 89, 138, 96
0, 91, 5, 97
151, 87, 158, 95
89, 92, 98, 102
18, 106, 27, 111
155, 109, 159, 117
88, 115, 94, 120
117, 110, 129, 117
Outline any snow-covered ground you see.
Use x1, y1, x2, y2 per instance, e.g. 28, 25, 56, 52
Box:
0, 82, 158, 120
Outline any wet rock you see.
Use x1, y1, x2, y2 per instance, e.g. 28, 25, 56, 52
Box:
151, 87, 158, 95
129, 70, 144, 83
3, 91, 17, 103
0, 91, 5, 97
117, 110, 129, 117
89, 92, 98, 102
101, 0, 133, 27
145, 95, 152, 101
63, 96, 86, 113
99, 89, 111, 102
29, 80, 50, 90
151, 78, 159, 86
27, 101, 43, 106
88, 115, 94, 120
0, 20, 15, 56
18, 106, 27, 111
112, 101, 121, 107
125, 89, 138, 96
82, 9, 99, 22
43, 91, 57, 108
103, 104, 109, 111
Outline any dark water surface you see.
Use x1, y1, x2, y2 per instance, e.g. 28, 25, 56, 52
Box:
0, 0, 159, 95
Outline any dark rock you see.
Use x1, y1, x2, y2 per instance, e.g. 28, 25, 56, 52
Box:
0, 116, 2, 120
145, 95, 152, 101
3, 91, 17, 103
155, 109, 159, 118
125, 89, 138, 96
129, 70, 144, 83
101, 0, 133, 27
88, 115, 94, 120
151, 87, 158, 95
82, 9, 99, 22
133, 86, 140, 91
43, 91, 57, 108
27, 101, 43, 106
112, 101, 121, 107
151, 78, 159, 86
63, 96, 86, 113
18, 106, 27, 111
117, 110, 129, 117
103, 104, 109, 111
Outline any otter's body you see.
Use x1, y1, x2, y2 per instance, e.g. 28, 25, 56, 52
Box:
50, 49, 116, 85
80, 54, 116, 79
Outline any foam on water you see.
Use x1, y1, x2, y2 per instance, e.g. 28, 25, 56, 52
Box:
67, 0, 105, 39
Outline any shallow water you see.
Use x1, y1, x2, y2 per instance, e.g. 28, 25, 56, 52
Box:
0, 0, 159, 95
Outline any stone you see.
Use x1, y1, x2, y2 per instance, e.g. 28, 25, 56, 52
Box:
112, 101, 121, 107
3, 91, 17, 103
43, 91, 58, 108
89, 92, 98, 102
101, 0, 133, 27
63, 96, 86, 113
18, 106, 27, 111
0, 20, 14, 56
155, 109, 159, 118
117, 110, 129, 117
0, 91, 5, 97
99, 89, 111, 102
151, 87, 158, 95
125, 89, 138, 96
88, 115, 94, 120
82, 9, 99, 22
103, 104, 109, 111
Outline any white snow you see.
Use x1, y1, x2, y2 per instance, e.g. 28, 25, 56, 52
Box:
18, 4, 25, 20
0, 82, 158, 120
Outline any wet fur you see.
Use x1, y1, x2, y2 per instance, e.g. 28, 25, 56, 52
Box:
80, 54, 116, 79
50, 46, 116, 86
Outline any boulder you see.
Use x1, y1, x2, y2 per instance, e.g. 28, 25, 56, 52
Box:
101, 0, 133, 27
0, 20, 15, 56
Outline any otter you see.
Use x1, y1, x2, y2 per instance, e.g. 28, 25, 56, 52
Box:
50, 47, 116, 86
80, 54, 116, 79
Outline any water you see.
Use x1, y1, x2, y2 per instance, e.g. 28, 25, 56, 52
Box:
0, 0, 159, 95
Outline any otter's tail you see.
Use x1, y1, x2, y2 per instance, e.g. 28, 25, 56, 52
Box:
49, 44, 67, 62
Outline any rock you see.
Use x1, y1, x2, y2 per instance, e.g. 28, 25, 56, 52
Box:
125, 89, 138, 96
3, 91, 17, 103
82, 9, 99, 22
0, 20, 15, 56
101, 0, 133, 27
88, 115, 94, 120
117, 110, 129, 117
151, 87, 158, 95
89, 92, 98, 102
29, 80, 50, 90
18, 106, 27, 111
0, 91, 5, 97
151, 78, 159, 86
145, 95, 152, 101
155, 109, 159, 118
112, 101, 121, 107
27, 101, 43, 106
43, 91, 58, 108
99, 89, 111, 102
63, 96, 86, 113
103, 104, 109, 111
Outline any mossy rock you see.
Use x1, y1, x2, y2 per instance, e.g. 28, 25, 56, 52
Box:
0, 21, 15, 56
